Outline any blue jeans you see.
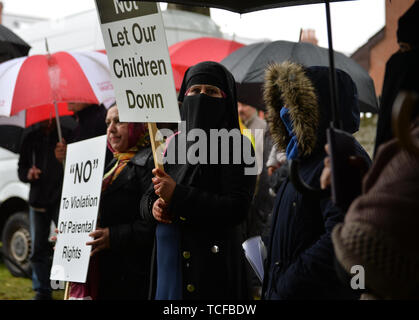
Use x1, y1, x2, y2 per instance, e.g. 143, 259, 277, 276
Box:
29, 206, 58, 295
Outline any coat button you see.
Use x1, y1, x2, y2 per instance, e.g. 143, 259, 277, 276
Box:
211, 245, 219, 254
292, 202, 296, 207
183, 251, 191, 259
186, 284, 195, 292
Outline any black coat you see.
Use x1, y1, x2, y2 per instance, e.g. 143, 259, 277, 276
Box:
18, 126, 71, 209
141, 160, 256, 300
96, 147, 155, 300
374, 49, 419, 156
262, 62, 370, 300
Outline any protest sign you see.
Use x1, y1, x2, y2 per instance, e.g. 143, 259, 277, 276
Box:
50, 135, 107, 283
95, 0, 180, 124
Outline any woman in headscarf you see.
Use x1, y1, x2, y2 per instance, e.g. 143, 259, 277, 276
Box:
140, 61, 256, 300
67, 103, 155, 300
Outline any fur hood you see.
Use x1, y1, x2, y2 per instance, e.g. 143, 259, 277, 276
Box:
263, 61, 360, 158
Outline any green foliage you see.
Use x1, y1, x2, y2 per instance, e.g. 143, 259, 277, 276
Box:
354, 114, 378, 158
0, 260, 64, 300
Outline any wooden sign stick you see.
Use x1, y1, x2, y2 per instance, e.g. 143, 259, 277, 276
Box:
64, 282, 70, 300
148, 122, 165, 172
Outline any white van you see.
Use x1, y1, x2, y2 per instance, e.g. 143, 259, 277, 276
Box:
0, 146, 31, 277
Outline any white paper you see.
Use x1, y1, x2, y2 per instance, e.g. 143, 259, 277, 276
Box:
242, 236, 266, 284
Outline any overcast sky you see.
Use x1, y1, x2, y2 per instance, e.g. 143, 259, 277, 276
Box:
2, 0, 385, 55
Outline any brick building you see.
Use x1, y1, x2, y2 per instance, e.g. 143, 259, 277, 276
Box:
351, 0, 415, 97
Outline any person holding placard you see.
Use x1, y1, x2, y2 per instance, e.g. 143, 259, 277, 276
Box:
140, 61, 257, 300
66, 103, 155, 300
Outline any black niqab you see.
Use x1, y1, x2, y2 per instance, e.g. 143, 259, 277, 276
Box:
165, 61, 248, 185
178, 61, 240, 132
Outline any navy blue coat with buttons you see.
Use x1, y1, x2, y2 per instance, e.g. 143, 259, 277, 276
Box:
262, 62, 371, 300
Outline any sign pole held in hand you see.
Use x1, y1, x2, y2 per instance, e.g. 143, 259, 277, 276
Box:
147, 122, 164, 172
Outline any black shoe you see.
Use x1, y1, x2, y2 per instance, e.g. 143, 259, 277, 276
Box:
33, 292, 53, 300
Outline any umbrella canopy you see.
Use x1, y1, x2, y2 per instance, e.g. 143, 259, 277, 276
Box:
0, 50, 115, 118
148, 0, 353, 14
221, 40, 378, 113
0, 102, 73, 128
169, 37, 244, 91
0, 24, 31, 63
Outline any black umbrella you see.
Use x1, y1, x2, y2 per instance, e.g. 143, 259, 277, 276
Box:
145, 0, 358, 123
155, 0, 353, 14
0, 24, 31, 63
146, 0, 365, 208
221, 40, 378, 113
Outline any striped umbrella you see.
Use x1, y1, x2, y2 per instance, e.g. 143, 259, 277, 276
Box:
0, 51, 114, 117
0, 50, 115, 141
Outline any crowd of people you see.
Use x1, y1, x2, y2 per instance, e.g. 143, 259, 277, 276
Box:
17, 2, 419, 300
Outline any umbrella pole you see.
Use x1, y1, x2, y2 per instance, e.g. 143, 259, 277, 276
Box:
53, 101, 63, 142
324, 0, 342, 130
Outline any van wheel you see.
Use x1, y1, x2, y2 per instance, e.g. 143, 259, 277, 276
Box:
1, 212, 32, 278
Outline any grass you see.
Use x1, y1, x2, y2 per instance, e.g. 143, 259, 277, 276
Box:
0, 258, 64, 300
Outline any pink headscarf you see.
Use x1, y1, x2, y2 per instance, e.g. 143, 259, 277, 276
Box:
106, 122, 147, 153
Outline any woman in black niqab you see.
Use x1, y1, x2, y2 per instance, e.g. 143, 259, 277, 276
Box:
177, 61, 240, 133
140, 61, 256, 300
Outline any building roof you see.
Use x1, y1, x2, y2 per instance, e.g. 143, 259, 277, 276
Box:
350, 26, 385, 71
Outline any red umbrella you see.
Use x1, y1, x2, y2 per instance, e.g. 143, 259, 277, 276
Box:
0, 102, 72, 128
0, 50, 114, 140
169, 37, 244, 91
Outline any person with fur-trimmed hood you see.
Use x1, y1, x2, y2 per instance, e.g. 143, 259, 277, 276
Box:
261, 61, 371, 300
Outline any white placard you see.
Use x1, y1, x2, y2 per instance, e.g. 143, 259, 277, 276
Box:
95, 0, 180, 123
50, 135, 107, 283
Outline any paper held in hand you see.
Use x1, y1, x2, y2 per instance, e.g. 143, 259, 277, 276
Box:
242, 236, 267, 284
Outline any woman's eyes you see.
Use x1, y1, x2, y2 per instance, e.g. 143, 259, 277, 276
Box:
106, 119, 121, 127
188, 87, 220, 96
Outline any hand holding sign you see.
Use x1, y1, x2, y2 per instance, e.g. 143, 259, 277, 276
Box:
152, 168, 176, 203
86, 227, 110, 256
152, 198, 172, 224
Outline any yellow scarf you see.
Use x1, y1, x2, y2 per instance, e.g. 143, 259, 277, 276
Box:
102, 133, 150, 191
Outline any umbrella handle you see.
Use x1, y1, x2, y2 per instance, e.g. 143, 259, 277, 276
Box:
392, 90, 419, 157
288, 159, 329, 197
53, 101, 63, 142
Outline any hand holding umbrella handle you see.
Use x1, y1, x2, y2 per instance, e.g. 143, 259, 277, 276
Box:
288, 159, 329, 197
53, 101, 63, 143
